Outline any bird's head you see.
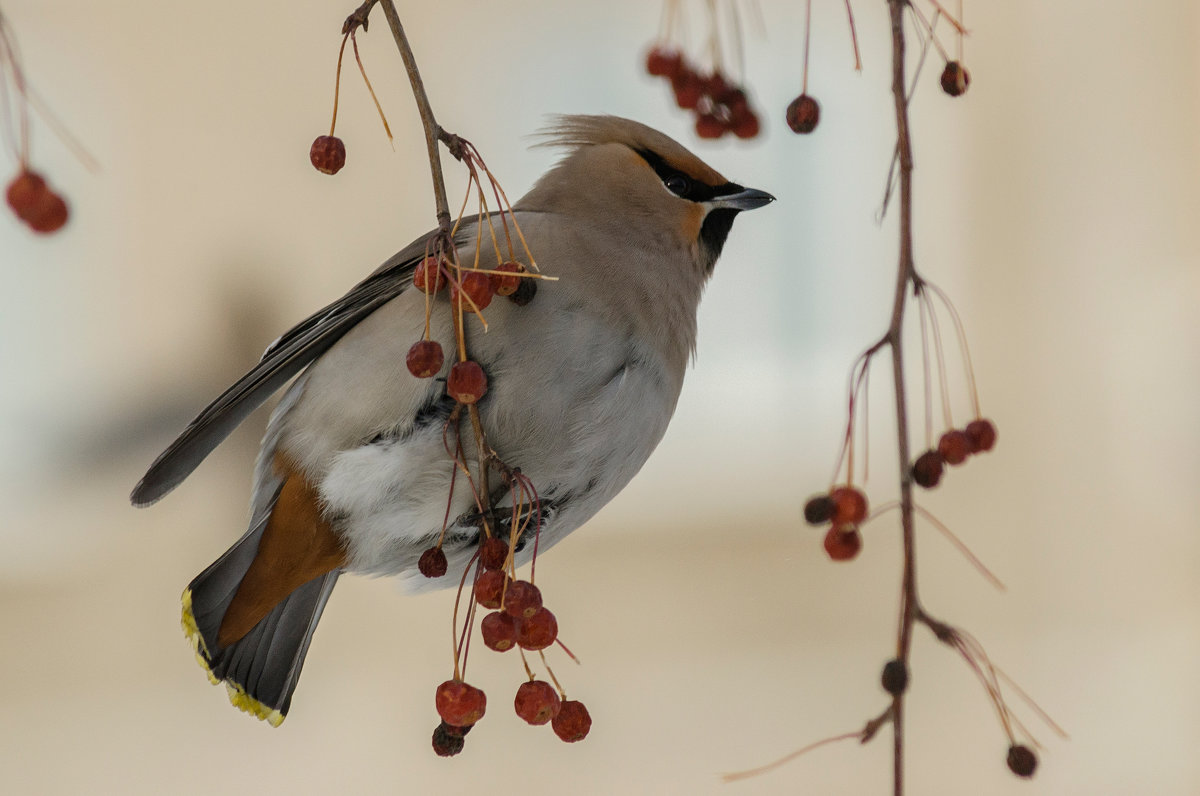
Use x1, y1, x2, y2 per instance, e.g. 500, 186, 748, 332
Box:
521, 115, 774, 275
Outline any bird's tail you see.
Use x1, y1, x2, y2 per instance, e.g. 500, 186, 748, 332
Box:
181, 511, 339, 727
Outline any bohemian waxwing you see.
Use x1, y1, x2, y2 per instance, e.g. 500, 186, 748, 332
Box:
131, 115, 774, 725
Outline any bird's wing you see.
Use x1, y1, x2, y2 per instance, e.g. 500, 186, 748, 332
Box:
131, 230, 443, 507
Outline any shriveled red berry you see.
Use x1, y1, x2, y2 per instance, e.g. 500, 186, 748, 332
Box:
475, 569, 508, 609
432, 721, 466, 756
447, 360, 488, 404
940, 61, 971, 97
645, 47, 682, 78
418, 546, 448, 578
938, 430, 971, 466
881, 658, 909, 696
502, 579, 542, 619
804, 495, 836, 525
732, 111, 760, 139
514, 680, 561, 726
911, 450, 945, 489
1006, 744, 1038, 778
310, 135, 346, 174
786, 94, 821, 134
823, 527, 862, 561
695, 113, 726, 140
435, 680, 486, 727
479, 536, 509, 570
480, 610, 519, 652
965, 418, 997, 453
672, 70, 703, 110
830, 486, 868, 525
26, 191, 68, 234
451, 270, 495, 312
516, 607, 558, 651
406, 339, 444, 379
413, 256, 447, 293
490, 261, 524, 297
552, 699, 591, 742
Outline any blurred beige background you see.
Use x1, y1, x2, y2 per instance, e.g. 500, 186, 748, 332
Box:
1, 1, 1197, 794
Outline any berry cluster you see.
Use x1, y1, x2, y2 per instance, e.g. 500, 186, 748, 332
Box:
911, 418, 996, 489
645, 47, 761, 140
804, 485, 868, 562
5, 169, 67, 234
422, 533, 591, 755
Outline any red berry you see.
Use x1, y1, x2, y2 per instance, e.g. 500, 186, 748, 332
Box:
964, 418, 997, 453
830, 486, 868, 525
514, 680, 561, 726
732, 112, 761, 139
479, 536, 509, 570
940, 61, 971, 97
702, 71, 729, 99
695, 113, 726, 139
911, 450, 945, 489
490, 261, 524, 297
406, 339, 444, 379
645, 47, 682, 78
435, 679, 486, 728
552, 699, 592, 742
786, 94, 820, 134
310, 135, 346, 174
672, 70, 703, 110
475, 569, 508, 609
6, 170, 69, 234
447, 360, 488, 404
413, 256, 447, 293
418, 546, 448, 578
451, 270, 495, 312
1006, 744, 1038, 778
804, 495, 836, 525
938, 430, 971, 466
480, 610, 519, 652
6, 170, 46, 219
502, 580, 543, 619
516, 607, 558, 651
823, 527, 862, 561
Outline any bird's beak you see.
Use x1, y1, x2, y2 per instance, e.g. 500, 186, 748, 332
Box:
709, 186, 776, 211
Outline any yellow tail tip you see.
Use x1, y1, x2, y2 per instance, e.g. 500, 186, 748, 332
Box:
181, 588, 285, 726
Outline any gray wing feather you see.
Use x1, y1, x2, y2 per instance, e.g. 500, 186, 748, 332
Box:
130, 235, 438, 507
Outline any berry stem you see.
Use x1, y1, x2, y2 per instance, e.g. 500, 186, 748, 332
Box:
329, 33, 349, 136
349, 30, 393, 144
843, 0, 863, 72
802, 0, 813, 95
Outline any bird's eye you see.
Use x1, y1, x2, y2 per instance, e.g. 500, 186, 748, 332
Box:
664, 174, 691, 197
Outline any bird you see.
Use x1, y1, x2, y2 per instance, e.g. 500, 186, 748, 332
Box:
131, 115, 774, 726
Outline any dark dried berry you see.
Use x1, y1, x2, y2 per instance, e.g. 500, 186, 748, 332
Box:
1006, 744, 1038, 778
508, 274, 537, 306
940, 61, 971, 97
418, 546, 448, 578
911, 450, 945, 489
804, 495, 836, 525
432, 721, 466, 756
881, 659, 909, 696
310, 135, 346, 174
965, 418, 997, 453
786, 94, 820, 134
